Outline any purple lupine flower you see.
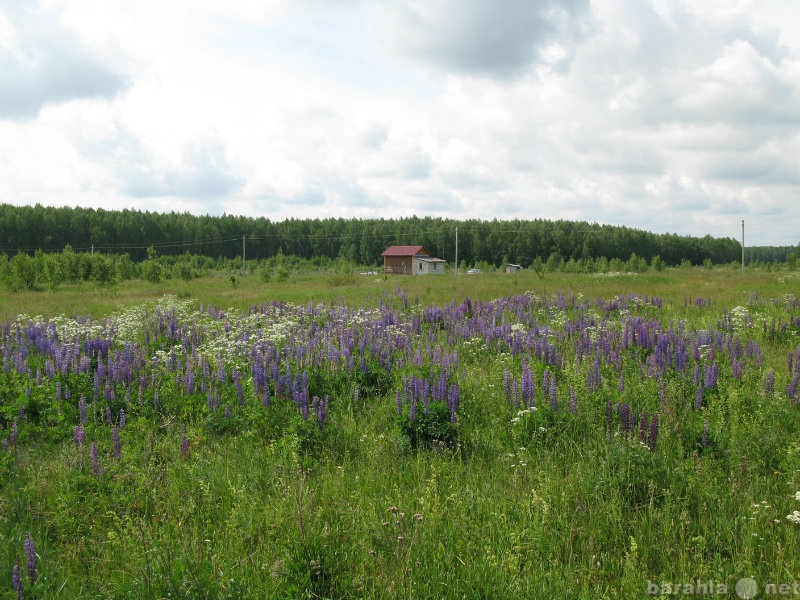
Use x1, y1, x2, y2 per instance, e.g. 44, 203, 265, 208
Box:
10, 421, 18, 447
12, 556, 23, 599
569, 388, 577, 414
181, 424, 189, 458
521, 363, 534, 405
692, 365, 700, 387
447, 383, 459, 422
731, 360, 743, 380
764, 369, 775, 398
618, 403, 631, 435
90, 443, 100, 476
112, 425, 120, 459
639, 413, 649, 444
24, 533, 36, 585
153, 389, 159, 409
224, 404, 231, 419
105, 405, 112, 425
396, 389, 403, 416
316, 396, 329, 428
73, 425, 86, 446
647, 413, 659, 451
56, 381, 62, 402
119, 409, 126, 431
618, 373, 625, 393
787, 374, 800, 404
701, 421, 709, 448
704, 363, 718, 389
695, 384, 704, 410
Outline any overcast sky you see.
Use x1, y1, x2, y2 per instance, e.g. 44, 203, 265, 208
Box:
1, 0, 798, 246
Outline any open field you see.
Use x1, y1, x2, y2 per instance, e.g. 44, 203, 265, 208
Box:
2, 268, 800, 598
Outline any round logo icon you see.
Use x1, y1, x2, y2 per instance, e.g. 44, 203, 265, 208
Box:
735, 577, 758, 599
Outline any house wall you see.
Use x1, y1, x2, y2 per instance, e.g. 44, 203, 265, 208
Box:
384, 256, 412, 275
416, 260, 445, 275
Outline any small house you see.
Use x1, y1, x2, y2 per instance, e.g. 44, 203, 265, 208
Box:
381, 245, 446, 275
506, 263, 523, 274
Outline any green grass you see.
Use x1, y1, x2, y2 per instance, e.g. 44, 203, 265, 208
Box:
2, 266, 800, 598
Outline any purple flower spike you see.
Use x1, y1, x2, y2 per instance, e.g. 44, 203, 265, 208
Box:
181, 424, 189, 458
73, 425, 86, 446
24, 533, 37, 585
647, 413, 659, 451
12, 556, 23, 599
79, 396, 88, 425
701, 421, 709, 448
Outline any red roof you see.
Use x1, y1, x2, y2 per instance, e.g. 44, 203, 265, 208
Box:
381, 245, 429, 257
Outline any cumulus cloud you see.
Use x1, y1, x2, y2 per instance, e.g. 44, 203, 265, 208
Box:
0, 3, 126, 119
114, 136, 244, 200
384, 0, 589, 77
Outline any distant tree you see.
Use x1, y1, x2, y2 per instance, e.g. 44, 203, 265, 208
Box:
142, 245, 164, 283
5, 252, 37, 292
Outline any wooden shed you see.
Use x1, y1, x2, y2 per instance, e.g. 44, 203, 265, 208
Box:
381, 246, 446, 275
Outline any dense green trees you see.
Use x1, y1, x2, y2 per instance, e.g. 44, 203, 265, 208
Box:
1, 204, 795, 275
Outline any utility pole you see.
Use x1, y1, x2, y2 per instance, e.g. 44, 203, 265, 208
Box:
741, 220, 745, 276
242, 235, 246, 273
455, 226, 458, 276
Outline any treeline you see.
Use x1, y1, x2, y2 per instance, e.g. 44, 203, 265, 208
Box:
1, 203, 795, 268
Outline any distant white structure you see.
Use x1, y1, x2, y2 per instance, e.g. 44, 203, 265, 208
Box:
506, 263, 523, 274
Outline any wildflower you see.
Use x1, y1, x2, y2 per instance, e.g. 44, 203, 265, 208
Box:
764, 369, 775, 398
25, 533, 37, 585
695, 384, 703, 410
79, 396, 88, 425
569, 388, 577, 414
12, 556, 23, 599
181, 424, 189, 457
647, 414, 659, 451
73, 425, 86, 446
119, 409, 126, 430
10, 420, 18, 447
787, 510, 800, 524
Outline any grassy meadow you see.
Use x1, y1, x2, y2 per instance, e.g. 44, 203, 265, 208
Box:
2, 267, 800, 598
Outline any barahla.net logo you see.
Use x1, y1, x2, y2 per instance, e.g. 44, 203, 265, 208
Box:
647, 579, 728, 596
648, 576, 799, 598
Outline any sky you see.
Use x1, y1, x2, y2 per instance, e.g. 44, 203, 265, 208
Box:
1, 0, 799, 247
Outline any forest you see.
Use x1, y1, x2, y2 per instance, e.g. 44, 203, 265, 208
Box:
0, 203, 796, 274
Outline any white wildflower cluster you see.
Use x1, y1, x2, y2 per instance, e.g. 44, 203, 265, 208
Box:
786, 492, 800, 524
777, 272, 800, 283
48, 314, 105, 342
729, 305, 752, 332
510, 323, 526, 334
591, 271, 637, 278
510, 405, 538, 424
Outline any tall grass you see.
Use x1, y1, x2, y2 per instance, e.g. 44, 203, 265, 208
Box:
2, 268, 800, 597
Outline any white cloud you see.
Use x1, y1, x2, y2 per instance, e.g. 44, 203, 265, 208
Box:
0, 0, 798, 246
